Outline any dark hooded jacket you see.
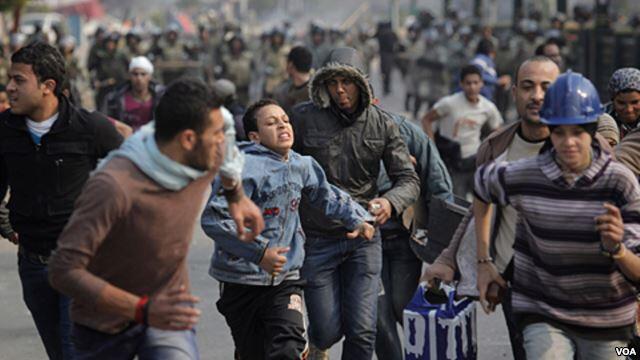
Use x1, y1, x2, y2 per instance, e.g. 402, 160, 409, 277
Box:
291, 47, 420, 237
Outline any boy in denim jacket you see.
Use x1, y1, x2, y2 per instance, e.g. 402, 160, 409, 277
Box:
201, 99, 375, 360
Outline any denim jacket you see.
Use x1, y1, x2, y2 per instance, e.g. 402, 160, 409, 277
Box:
202, 142, 373, 286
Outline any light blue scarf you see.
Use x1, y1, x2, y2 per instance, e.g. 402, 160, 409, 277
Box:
98, 122, 207, 191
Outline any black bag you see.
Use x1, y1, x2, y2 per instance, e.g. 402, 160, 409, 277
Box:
434, 131, 461, 171
457, 156, 477, 172
410, 196, 470, 263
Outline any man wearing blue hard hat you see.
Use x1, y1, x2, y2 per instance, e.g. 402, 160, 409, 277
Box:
474, 72, 640, 359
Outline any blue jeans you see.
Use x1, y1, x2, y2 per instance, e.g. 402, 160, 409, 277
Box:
375, 229, 422, 360
18, 252, 75, 360
72, 323, 198, 360
301, 231, 382, 360
523, 322, 627, 360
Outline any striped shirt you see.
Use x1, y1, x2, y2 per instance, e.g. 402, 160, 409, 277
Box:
474, 147, 640, 330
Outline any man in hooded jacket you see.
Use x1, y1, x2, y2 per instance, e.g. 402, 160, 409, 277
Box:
290, 47, 420, 359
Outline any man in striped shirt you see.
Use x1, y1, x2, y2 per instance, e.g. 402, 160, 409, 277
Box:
475, 72, 640, 359
423, 56, 561, 359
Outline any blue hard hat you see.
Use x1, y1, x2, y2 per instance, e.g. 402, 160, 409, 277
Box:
540, 71, 602, 125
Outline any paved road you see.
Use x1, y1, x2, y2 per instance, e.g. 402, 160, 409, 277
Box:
0, 63, 514, 360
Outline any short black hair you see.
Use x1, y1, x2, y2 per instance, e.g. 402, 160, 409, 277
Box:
288, 46, 313, 73
535, 38, 562, 56
243, 98, 280, 134
545, 37, 562, 48
475, 39, 495, 56
11, 42, 66, 97
460, 64, 482, 82
155, 78, 221, 142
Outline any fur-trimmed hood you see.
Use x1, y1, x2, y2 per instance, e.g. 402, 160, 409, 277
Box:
309, 47, 373, 110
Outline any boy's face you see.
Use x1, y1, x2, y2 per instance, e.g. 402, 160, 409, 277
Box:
0, 91, 9, 112
461, 73, 483, 102
249, 104, 294, 157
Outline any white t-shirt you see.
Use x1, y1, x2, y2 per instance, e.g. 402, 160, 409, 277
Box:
27, 113, 59, 144
493, 130, 545, 272
433, 92, 503, 159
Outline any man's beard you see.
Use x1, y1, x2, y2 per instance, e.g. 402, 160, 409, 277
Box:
522, 115, 541, 125
521, 104, 543, 126
185, 138, 224, 172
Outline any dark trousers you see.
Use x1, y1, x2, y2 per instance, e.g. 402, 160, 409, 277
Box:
71, 323, 198, 360
18, 252, 75, 360
380, 52, 394, 95
502, 262, 526, 360
73, 324, 141, 360
375, 229, 422, 360
451, 157, 476, 200
216, 280, 307, 360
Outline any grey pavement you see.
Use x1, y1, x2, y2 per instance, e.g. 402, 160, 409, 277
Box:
0, 61, 513, 360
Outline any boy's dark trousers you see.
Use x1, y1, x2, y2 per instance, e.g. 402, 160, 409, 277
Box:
217, 280, 307, 360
